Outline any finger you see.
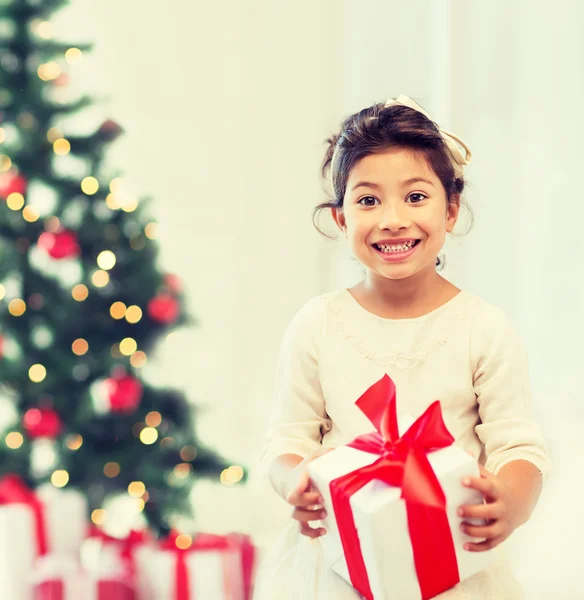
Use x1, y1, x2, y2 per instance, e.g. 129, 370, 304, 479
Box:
464, 534, 507, 552
460, 520, 504, 540
458, 501, 504, 521
299, 521, 326, 539
292, 506, 328, 523
461, 475, 499, 502
288, 490, 323, 507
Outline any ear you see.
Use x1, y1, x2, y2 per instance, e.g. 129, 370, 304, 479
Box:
445, 196, 460, 233
331, 207, 347, 234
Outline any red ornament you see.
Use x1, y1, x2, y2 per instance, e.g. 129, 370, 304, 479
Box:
23, 408, 63, 439
38, 230, 80, 259
97, 119, 124, 142
106, 374, 143, 414
163, 273, 183, 294
0, 171, 27, 198
147, 294, 179, 324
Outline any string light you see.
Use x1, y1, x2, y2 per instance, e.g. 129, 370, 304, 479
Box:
53, 138, 71, 156
220, 465, 244, 485
65, 434, 83, 450
72, 284, 89, 301
110, 301, 126, 319
0, 128, 5, 143
109, 178, 123, 193
129, 234, 146, 251
180, 446, 197, 461
65, 48, 83, 65
160, 436, 174, 449
125, 305, 142, 323
51, 470, 69, 488
119, 338, 137, 356
105, 193, 121, 210
36, 21, 53, 39
0, 284, 5, 300
128, 481, 145, 497
175, 534, 192, 550
29, 364, 46, 383
72, 338, 89, 356
104, 462, 120, 478
97, 250, 116, 270
81, 176, 99, 195
8, 299, 26, 317
130, 351, 147, 368
121, 198, 138, 213
91, 270, 109, 287
47, 128, 62, 143
38, 62, 61, 81
0, 155, 12, 171
144, 223, 158, 240
22, 206, 40, 222
7, 192, 24, 210
139, 427, 158, 445
5, 432, 24, 449
174, 463, 191, 479
44, 216, 61, 232
91, 509, 106, 525
145, 411, 162, 427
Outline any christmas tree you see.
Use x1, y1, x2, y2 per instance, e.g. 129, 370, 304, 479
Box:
0, 0, 243, 535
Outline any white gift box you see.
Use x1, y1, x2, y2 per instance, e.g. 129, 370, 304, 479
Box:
32, 554, 84, 600
37, 484, 88, 556
0, 504, 37, 600
135, 540, 245, 600
308, 416, 493, 600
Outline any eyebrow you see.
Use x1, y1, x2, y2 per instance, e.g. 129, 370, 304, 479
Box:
350, 177, 435, 191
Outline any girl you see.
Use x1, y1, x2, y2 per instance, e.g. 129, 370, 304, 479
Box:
253, 96, 550, 599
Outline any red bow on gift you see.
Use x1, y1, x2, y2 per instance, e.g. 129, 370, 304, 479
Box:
89, 525, 151, 573
0, 474, 48, 556
330, 374, 460, 600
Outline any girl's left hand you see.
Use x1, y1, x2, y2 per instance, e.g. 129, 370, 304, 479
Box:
457, 465, 521, 552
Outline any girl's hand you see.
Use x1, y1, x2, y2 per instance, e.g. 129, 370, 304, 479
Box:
283, 449, 331, 539
457, 465, 522, 552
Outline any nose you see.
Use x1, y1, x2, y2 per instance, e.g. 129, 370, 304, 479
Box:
378, 201, 410, 231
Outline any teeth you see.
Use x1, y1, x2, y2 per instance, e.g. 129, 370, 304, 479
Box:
377, 241, 416, 253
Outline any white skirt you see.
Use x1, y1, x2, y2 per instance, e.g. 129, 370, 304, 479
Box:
253, 522, 524, 600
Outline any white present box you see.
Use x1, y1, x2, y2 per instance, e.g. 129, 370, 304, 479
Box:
308, 414, 492, 599
37, 484, 88, 556
32, 554, 84, 600
0, 504, 37, 600
135, 534, 245, 600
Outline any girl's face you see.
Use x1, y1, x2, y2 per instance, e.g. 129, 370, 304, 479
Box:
332, 148, 459, 282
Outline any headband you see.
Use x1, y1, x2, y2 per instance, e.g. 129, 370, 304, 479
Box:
330, 95, 472, 194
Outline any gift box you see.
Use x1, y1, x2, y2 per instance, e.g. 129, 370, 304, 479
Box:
307, 374, 492, 600
135, 532, 250, 600
83, 548, 136, 600
0, 475, 88, 600
32, 554, 83, 600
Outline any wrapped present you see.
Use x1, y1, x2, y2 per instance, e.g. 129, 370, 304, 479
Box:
135, 531, 248, 600
36, 483, 88, 556
0, 474, 50, 600
82, 546, 136, 600
307, 374, 492, 600
32, 554, 83, 600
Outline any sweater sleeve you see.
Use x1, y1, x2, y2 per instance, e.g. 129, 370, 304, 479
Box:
258, 296, 332, 476
470, 303, 551, 482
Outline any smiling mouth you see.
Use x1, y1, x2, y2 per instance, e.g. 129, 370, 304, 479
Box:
372, 240, 421, 254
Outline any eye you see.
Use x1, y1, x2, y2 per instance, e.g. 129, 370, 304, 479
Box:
357, 196, 379, 207
406, 193, 427, 204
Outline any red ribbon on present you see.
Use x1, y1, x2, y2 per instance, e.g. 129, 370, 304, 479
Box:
0, 474, 49, 556
34, 580, 64, 600
89, 525, 151, 575
161, 531, 236, 600
329, 374, 460, 600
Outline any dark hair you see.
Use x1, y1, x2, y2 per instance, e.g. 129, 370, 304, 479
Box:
313, 101, 473, 241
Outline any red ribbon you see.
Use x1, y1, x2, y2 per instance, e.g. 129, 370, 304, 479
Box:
34, 580, 63, 600
161, 531, 234, 600
330, 374, 460, 600
0, 474, 49, 556
89, 525, 150, 576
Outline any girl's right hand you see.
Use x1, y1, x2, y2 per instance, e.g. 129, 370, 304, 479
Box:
284, 450, 331, 539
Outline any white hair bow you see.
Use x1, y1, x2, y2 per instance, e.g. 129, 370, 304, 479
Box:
384, 95, 472, 178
